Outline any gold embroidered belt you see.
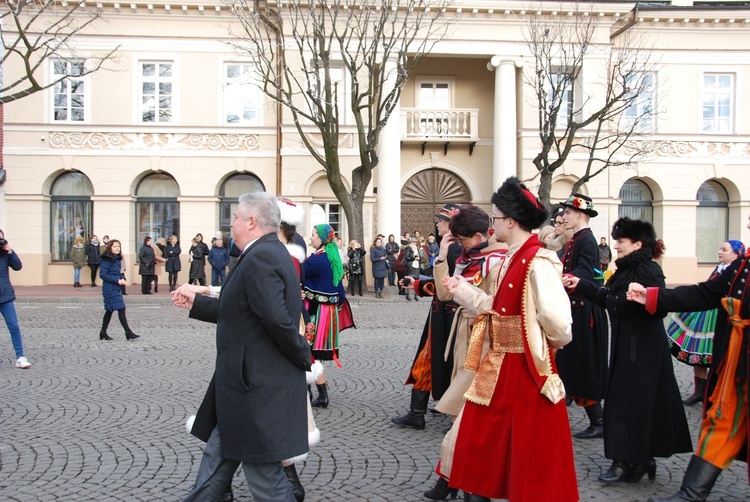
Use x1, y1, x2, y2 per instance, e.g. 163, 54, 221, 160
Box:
464, 311, 524, 406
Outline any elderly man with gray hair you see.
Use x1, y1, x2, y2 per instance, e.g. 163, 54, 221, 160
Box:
174, 192, 312, 501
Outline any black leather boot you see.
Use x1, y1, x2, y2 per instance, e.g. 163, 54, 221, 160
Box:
284, 464, 305, 502
683, 377, 707, 406
424, 477, 458, 500
311, 383, 328, 408
628, 458, 656, 482
390, 389, 429, 430
598, 460, 634, 483
99, 330, 113, 341
574, 402, 604, 439
647, 455, 722, 502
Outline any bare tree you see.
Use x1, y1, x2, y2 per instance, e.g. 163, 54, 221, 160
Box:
1, 0, 117, 104
524, 6, 660, 209
226, 0, 453, 243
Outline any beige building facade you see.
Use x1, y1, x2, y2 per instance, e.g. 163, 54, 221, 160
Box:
2, 0, 749, 286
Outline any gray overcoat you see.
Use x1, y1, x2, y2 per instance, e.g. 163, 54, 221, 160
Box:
189, 232, 312, 463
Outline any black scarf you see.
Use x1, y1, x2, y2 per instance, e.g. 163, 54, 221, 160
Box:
605, 247, 664, 294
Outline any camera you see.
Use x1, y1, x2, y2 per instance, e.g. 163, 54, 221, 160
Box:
0, 239, 7, 247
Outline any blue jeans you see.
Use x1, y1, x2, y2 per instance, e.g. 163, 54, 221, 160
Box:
211, 267, 226, 287
74, 267, 82, 283
0, 301, 25, 358
184, 427, 294, 502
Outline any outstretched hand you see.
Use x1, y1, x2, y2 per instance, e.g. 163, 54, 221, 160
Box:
443, 274, 466, 293
626, 283, 648, 304
172, 283, 204, 310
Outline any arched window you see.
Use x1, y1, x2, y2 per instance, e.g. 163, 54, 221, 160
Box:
618, 179, 653, 223
219, 174, 265, 240
136, 174, 180, 245
51, 172, 94, 261
696, 180, 729, 263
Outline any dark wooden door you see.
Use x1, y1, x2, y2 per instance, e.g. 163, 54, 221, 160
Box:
401, 168, 471, 238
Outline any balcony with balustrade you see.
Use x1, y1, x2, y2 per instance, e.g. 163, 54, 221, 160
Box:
400, 108, 479, 155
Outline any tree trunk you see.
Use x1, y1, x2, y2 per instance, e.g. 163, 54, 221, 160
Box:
538, 171, 553, 212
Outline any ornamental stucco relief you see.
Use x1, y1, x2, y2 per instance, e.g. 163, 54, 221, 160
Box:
48, 132, 260, 151
624, 140, 750, 158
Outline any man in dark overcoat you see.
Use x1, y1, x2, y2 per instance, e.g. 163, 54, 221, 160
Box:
174, 192, 312, 501
391, 203, 462, 430
556, 193, 609, 439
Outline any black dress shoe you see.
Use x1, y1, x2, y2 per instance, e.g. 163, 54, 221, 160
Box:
598, 461, 634, 483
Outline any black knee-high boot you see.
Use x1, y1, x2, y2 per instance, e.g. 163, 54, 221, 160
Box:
647, 455, 722, 502
574, 402, 604, 439
311, 383, 328, 408
683, 377, 707, 405
284, 464, 305, 502
391, 389, 430, 430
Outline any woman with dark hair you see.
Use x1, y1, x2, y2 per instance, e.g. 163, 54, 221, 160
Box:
385, 234, 399, 286
370, 236, 387, 298
165, 235, 182, 292
547, 208, 573, 260
303, 224, 355, 408
139, 236, 156, 295
564, 218, 691, 484
99, 239, 139, 340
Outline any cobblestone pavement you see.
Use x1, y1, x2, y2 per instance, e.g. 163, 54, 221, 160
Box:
1, 287, 749, 501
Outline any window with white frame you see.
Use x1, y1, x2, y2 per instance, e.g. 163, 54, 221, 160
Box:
223, 63, 261, 126
310, 203, 343, 237
52, 59, 86, 122
618, 179, 653, 223
417, 79, 452, 136
139, 61, 174, 123
702, 73, 734, 133
623, 72, 656, 133
547, 71, 575, 129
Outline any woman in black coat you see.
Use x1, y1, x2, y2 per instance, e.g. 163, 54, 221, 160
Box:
385, 234, 400, 286
370, 237, 388, 298
85, 235, 102, 287
165, 234, 182, 292
138, 236, 156, 295
564, 218, 691, 484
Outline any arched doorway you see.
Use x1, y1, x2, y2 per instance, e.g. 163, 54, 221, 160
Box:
401, 168, 471, 238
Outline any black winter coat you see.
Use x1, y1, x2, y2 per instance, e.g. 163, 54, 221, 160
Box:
556, 227, 609, 401
85, 243, 101, 266
138, 245, 155, 276
576, 249, 692, 463
165, 243, 181, 272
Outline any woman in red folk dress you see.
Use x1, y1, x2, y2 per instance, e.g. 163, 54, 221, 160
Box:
439, 177, 578, 502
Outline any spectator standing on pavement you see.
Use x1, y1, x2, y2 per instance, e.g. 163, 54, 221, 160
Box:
227, 236, 242, 274
139, 236, 156, 295
563, 218, 691, 484
539, 225, 555, 247
71, 237, 86, 288
189, 238, 207, 286
173, 192, 312, 501
385, 234, 399, 286
208, 238, 230, 287
85, 235, 102, 287
393, 240, 408, 296
347, 240, 365, 297
438, 177, 577, 502
99, 239, 139, 341
100, 235, 109, 254
0, 229, 32, 369
403, 237, 421, 301
153, 237, 167, 293
556, 194, 609, 440
165, 235, 181, 292
304, 224, 355, 408
598, 237, 612, 272
370, 237, 387, 299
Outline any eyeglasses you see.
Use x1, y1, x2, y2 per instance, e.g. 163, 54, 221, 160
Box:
492, 216, 511, 222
